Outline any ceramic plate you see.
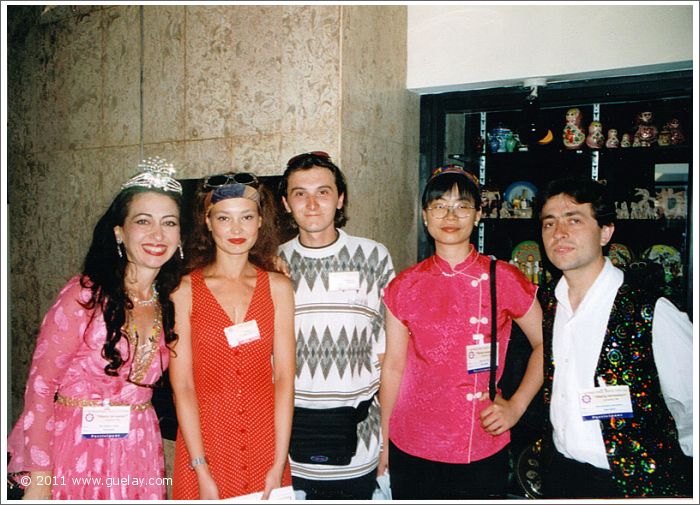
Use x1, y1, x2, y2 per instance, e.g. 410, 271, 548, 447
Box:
607, 243, 633, 268
512, 240, 542, 265
504, 181, 538, 206
641, 244, 682, 282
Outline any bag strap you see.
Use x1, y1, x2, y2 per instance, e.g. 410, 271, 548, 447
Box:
354, 393, 376, 423
489, 258, 497, 401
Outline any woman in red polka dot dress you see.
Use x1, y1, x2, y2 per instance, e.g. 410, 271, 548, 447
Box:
170, 174, 295, 499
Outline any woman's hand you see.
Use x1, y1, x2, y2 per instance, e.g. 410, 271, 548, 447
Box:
261, 464, 284, 499
22, 472, 52, 500
196, 470, 220, 500
377, 447, 389, 477
479, 394, 523, 436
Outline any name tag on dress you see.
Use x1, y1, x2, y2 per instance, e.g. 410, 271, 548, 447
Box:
224, 320, 261, 347
466, 343, 498, 374
328, 271, 360, 291
578, 385, 634, 421
81, 405, 130, 439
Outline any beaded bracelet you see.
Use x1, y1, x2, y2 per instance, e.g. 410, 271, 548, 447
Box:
190, 456, 208, 469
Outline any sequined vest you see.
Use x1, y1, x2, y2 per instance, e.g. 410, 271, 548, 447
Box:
541, 282, 687, 497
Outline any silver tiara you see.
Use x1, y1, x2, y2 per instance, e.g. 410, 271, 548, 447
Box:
121, 157, 183, 194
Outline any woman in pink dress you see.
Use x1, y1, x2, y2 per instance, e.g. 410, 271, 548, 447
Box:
378, 165, 543, 499
7, 158, 184, 499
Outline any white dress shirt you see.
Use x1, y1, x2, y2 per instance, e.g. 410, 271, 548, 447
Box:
550, 259, 693, 469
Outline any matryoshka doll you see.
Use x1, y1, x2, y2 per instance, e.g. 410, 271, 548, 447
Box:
620, 132, 632, 148
657, 128, 671, 147
585, 121, 605, 149
562, 108, 586, 149
632, 110, 658, 147
665, 118, 685, 145
605, 128, 620, 148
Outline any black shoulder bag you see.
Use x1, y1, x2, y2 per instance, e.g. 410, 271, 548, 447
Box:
489, 258, 498, 401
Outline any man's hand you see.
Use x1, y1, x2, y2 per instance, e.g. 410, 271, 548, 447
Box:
272, 256, 291, 278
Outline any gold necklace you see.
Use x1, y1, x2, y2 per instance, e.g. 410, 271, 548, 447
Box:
125, 304, 162, 385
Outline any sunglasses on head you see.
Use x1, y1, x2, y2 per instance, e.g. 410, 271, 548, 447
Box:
203, 172, 259, 190
286, 151, 331, 168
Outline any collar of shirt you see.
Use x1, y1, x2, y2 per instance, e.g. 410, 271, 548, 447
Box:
554, 258, 623, 317
292, 228, 348, 258
430, 246, 480, 278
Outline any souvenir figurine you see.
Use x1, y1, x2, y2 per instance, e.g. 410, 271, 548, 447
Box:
585, 121, 605, 149
629, 201, 642, 219
562, 108, 586, 149
499, 203, 512, 219
619, 201, 629, 219
473, 136, 485, 153
657, 128, 671, 147
664, 118, 685, 145
481, 189, 501, 218
632, 110, 658, 147
605, 128, 620, 148
634, 188, 657, 219
620, 132, 632, 148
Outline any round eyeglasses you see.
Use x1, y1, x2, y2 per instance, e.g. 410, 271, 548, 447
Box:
426, 203, 477, 219
203, 172, 259, 189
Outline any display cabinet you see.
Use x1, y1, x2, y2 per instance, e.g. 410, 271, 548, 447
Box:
420, 71, 692, 312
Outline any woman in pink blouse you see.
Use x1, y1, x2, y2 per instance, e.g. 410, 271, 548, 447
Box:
7, 158, 184, 500
379, 165, 543, 499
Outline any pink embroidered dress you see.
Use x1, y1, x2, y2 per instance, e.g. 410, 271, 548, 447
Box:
383, 250, 537, 464
7, 276, 169, 499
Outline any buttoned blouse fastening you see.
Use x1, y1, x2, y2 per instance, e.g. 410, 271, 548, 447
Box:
383, 249, 536, 464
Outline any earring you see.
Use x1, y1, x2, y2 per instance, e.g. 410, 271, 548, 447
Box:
116, 240, 123, 258
178, 244, 184, 260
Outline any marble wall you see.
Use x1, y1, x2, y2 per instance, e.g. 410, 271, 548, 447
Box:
7, 5, 418, 426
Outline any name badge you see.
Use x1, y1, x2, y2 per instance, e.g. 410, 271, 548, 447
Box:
466, 342, 498, 374
224, 320, 261, 348
328, 271, 360, 292
578, 385, 634, 421
81, 405, 131, 439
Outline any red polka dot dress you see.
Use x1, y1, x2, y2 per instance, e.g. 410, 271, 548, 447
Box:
172, 267, 291, 499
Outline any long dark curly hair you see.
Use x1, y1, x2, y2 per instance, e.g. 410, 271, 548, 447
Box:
80, 186, 183, 376
185, 181, 281, 273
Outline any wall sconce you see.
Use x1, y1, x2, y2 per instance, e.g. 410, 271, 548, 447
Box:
522, 78, 553, 146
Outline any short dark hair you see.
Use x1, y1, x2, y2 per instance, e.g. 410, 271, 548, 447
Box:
536, 176, 615, 227
279, 152, 348, 228
421, 171, 481, 210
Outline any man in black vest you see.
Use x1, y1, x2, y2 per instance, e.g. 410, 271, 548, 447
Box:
536, 176, 692, 498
